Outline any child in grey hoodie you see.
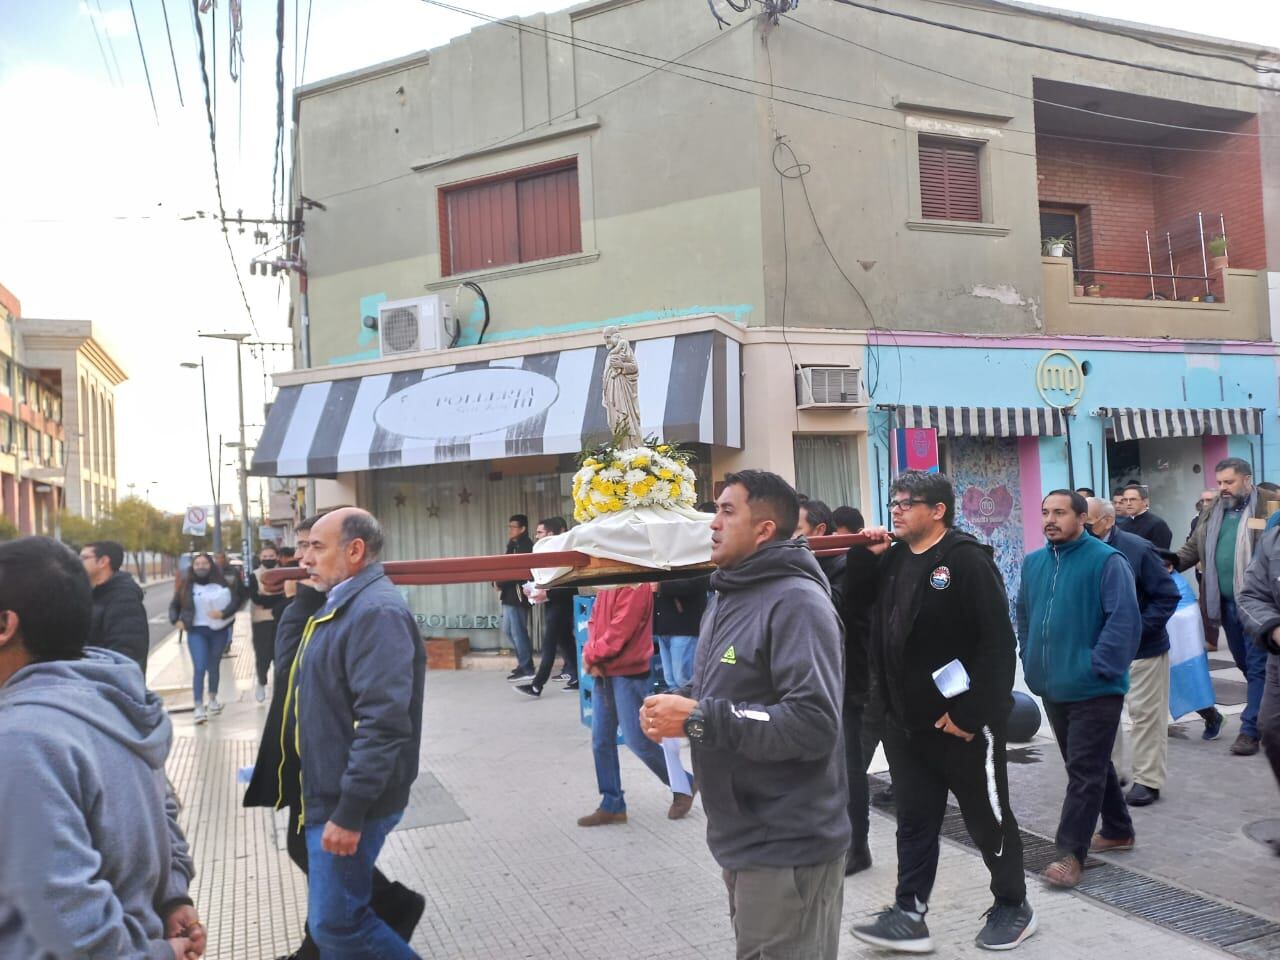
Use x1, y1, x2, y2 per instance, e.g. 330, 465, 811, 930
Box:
0, 537, 199, 960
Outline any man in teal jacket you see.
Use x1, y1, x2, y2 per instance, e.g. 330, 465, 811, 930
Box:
1018, 490, 1141, 890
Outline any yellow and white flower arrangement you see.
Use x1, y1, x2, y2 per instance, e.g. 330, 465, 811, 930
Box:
572, 435, 697, 523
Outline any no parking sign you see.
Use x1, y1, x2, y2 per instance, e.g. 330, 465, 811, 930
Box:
182, 506, 208, 536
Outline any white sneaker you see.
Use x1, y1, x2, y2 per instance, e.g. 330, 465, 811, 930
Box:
208, 698, 223, 716
254, 684, 267, 703
193, 705, 208, 724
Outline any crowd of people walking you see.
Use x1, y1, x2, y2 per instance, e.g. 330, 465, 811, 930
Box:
5, 453, 1280, 958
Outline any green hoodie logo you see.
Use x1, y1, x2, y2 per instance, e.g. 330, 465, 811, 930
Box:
720, 645, 737, 665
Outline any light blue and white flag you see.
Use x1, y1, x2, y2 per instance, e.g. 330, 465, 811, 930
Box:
1168, 570, 1216, 719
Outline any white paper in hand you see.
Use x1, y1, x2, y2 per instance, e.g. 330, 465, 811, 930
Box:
932, 659, 971, 699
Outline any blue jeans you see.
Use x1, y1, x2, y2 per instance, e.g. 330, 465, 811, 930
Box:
187, 625, 230, 704
656, 635, 698, 691
305, 812, 419, 959
1222, 599, 1267, 738
502, 605, 533, 673
592, 674, 670, 813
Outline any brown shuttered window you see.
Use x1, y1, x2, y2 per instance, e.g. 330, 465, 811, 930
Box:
918, 138, 983, 222
442, 161, 581, 276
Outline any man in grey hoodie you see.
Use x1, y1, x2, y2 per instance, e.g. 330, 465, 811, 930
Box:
0, 537, 201, 960
642, 470, 849, 960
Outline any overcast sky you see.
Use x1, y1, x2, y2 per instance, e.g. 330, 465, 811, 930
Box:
0, 0, 1275, 515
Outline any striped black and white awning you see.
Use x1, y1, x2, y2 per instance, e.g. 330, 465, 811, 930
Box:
251, 330, 742, 477
895, 405, 1067, 438
1096, 407, 1263, 442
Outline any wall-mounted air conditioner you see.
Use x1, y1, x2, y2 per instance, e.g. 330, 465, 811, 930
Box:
796, 366, 864, 408
376, 296, 451, 357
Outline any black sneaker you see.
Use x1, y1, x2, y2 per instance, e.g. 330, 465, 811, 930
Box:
564, 679, 580, 691
514, 683, 541, 699
850, 905, 932, 954
1202, 708, 1224, 741
506, 668, 534, 683
975, 900, 1037, 951
551, 672, 572, 683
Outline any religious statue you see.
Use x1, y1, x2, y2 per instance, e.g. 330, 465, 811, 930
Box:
601, 326, 643, 448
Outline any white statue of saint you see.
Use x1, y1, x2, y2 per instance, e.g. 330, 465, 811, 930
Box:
602, 326, 643, 447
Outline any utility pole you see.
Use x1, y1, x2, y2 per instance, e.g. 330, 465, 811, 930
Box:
179, 360, 223, 554
200, 332, 252, 570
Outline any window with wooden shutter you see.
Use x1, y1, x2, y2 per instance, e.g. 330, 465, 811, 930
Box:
918, 138, 983, 222
441, 161, 581, 276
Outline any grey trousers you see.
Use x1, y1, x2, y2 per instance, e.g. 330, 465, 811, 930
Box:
723, 856, 845, 960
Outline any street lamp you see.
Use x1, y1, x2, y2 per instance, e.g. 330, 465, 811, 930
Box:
178, 359, 223, 554
199, 332, 252, 572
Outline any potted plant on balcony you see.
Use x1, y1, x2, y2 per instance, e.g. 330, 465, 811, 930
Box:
1085, 282, 1104, 297
1209, 235, 1228, 271
1042, 234, 1073, 258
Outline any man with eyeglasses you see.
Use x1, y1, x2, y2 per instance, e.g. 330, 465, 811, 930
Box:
1117, 484, 1172, 550
847, 471, 1034, 953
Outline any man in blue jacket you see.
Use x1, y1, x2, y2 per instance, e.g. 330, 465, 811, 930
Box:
288, 507, 425, 959
1019, 491, 1141, 889
1085, 499, 1180, 807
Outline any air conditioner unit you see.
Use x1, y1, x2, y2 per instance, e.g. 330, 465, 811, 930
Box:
376, 296, 451, 357
796, 366, 864, 408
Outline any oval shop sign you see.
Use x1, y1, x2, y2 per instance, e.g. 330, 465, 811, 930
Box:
374, 367, 560, 440
1035, 350, 1085, 409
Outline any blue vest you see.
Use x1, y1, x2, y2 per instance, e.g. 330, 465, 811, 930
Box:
1021, 534, 1130, 702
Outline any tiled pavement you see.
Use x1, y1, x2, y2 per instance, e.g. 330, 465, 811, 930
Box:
151, 618, 1276, 959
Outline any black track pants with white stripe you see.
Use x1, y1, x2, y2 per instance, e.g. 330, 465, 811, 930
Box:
883, 718, 1026, 912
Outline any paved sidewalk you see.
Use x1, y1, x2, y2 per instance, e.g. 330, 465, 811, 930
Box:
155, 639, 1269, 960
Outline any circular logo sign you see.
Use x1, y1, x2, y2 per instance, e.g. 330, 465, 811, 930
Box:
1035, 350, 1085, 409
929, 566, 951, 590
374, 367, 560, 439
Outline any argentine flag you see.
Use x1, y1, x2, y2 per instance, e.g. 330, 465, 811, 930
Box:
1168, 570, 1216, 719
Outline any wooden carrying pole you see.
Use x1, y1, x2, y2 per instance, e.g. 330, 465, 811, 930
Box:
260, 532, 874, 589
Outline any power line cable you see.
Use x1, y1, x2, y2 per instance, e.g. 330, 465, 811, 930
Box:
191, 0, 260, 338
159, 0, 185, 106
126, 0, 160, 122
789, 15, 1272, 141
977, 0, 1280, 76
300, 0, 314, 84
86, 3, 119, 86
94, 0, 125, 86
825, 0, 1275, 94
272, 0, 286, 221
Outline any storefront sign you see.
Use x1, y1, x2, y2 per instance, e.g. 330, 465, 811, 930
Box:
414, 613, 502, 631
892, 427, 939, 475
375, 367, 559, 439
961, 485, 1015, 535
1035, 350, 1085, 409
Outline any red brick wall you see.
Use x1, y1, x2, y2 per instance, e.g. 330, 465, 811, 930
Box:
1152, 115, 1267, 284
1035, 137, 1159, 299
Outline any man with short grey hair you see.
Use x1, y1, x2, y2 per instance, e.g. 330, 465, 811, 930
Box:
289, 507, 425, 958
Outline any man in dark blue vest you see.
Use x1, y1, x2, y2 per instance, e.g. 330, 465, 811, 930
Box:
1018, 490, 1141, 890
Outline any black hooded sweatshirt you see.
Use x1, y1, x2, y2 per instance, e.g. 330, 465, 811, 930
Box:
845, 529, 1015, 735
691, 539, 850, 871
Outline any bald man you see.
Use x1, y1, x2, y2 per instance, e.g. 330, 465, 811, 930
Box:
287, 508, 425, 959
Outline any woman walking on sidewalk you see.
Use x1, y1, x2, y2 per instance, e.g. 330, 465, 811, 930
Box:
169, 552, 233, 724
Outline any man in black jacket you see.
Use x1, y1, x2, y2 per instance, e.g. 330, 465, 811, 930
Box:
1117, 484, 1173, 549
243, 515, 423, 960
497, 514, 535, 682
1085, 499, 1181, 806
514, 516, 580, 698
642, 470, 848, 959
80, 540, 150, 674
848, 471, 1034, 954
798, 498, 871, 875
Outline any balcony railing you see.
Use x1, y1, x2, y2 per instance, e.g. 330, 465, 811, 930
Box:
1041, 257, 1269, 341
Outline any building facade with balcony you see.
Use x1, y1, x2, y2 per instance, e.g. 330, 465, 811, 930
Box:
255, 0, 1280, 641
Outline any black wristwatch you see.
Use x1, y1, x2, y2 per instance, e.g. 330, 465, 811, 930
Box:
684, 705, 708, 744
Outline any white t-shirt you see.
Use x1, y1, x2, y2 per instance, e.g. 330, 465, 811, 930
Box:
192, 582, 233, 629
